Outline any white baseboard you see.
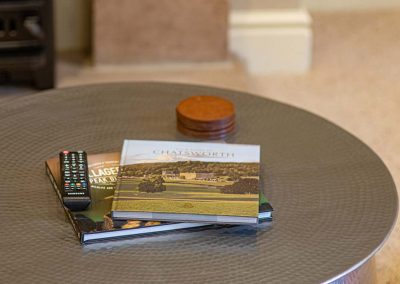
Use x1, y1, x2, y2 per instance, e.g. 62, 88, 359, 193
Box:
229, 9, 312, 74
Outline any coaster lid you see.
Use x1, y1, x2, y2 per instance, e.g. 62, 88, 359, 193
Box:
176, 96, 235, 129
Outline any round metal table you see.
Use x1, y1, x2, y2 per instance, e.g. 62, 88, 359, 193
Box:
0, 83, 397, 283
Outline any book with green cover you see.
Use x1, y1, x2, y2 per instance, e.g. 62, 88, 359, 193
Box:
46, 152, 272, 244
112, 140, 264, 224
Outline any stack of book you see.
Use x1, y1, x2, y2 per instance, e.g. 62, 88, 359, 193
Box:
46, 140, 273, 244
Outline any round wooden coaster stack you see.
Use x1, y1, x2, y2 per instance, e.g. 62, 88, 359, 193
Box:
176, 95, 235, 139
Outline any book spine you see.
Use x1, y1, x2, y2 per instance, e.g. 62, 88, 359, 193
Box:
45, 161, 83, 243
111, 166, 122, 214
111, 142, 128, 212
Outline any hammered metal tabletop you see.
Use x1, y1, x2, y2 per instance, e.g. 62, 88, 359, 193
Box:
0, 83, 397, 283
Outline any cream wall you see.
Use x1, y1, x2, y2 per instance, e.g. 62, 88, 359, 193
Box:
231, 0, 300, 10
54, 0, 400, 53
302, 0, 400, 11
231, 0, 400, 11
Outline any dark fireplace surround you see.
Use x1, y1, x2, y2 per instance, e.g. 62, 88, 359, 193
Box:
0, 0, 54, 89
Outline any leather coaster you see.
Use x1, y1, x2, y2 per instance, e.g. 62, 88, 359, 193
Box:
176, 95, 235, 138
177, 121, 235, 139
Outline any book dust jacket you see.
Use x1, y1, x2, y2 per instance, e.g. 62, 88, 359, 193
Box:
112, 140, 261, 222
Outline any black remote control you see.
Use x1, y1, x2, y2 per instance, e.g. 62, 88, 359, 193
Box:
59, 151, 91, 211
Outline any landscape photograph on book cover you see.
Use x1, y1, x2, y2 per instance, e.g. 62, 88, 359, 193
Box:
113, 141, 261, 217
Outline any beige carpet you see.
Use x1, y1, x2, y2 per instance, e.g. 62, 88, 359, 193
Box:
3, 9, 400, 284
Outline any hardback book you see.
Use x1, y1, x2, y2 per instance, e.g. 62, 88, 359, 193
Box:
112, 140, 263, 224
46, 152, 272, 244
46, 152, 211, 244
